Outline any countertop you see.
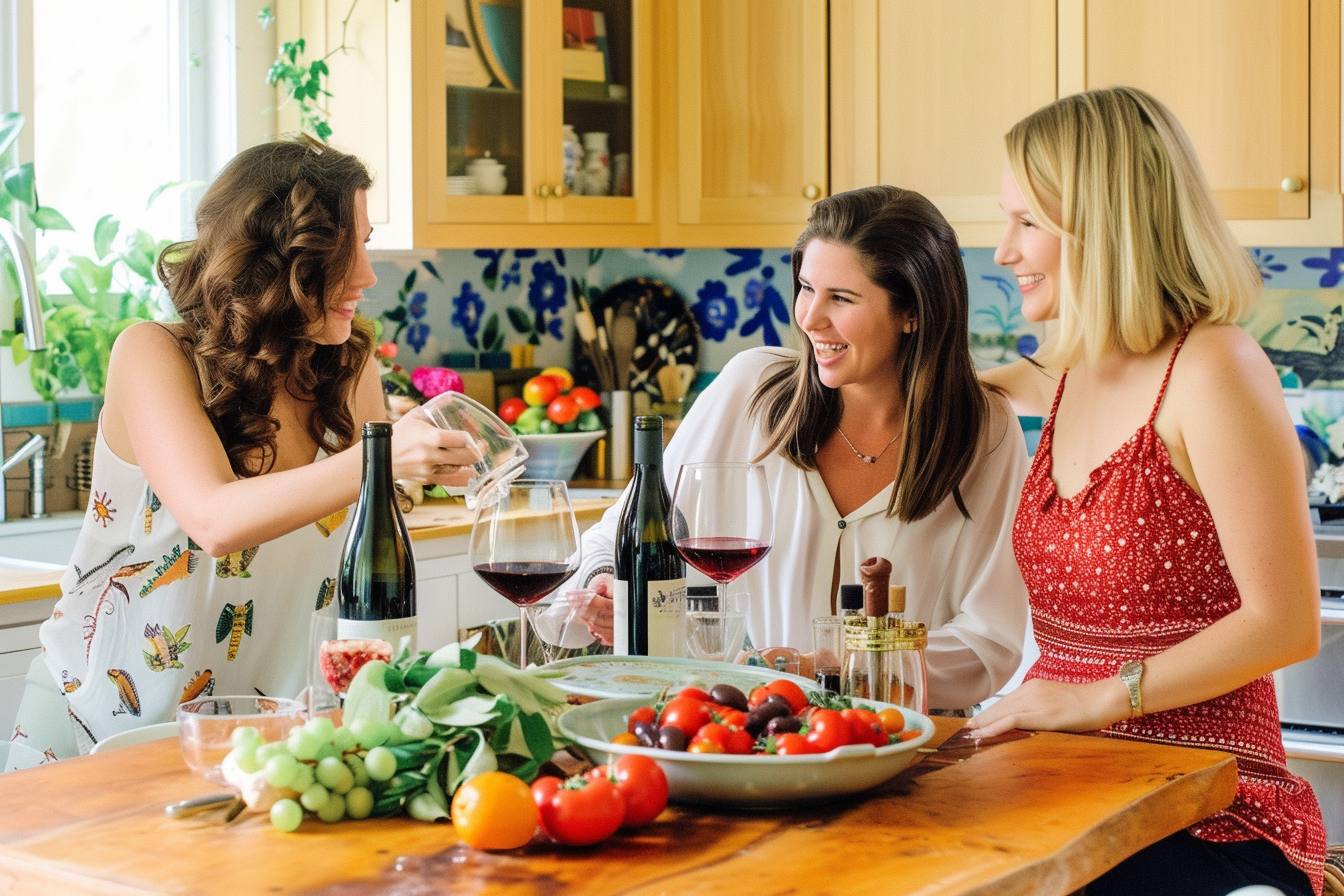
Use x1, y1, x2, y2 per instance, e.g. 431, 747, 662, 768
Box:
0, 718, 1238, 895
0, 496, 620, 606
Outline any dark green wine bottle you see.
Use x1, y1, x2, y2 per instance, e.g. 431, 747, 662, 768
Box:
338, 422, 417, 650
614, 415, 686, 656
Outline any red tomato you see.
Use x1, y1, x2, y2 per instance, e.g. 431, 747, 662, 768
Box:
764, 680, 809, 715
568, 386, 601, 409
724, 728, 756, 755
675, 687, 713, 703
688, 740, 724, 754
689, 722, 731, 751
532, 775, 625, 846
497, 397, 528, 425
546, 393, 581, 425
803, 708, 850, 753
841, 708, 887, 747
626, 705, 657, 735
596, 755, 668, 827
715, 708, 747, 730
747, 686, 770, 709
531, 774, 562, 811
522, 375, 561, 407
659, 697, 712, 737
773, 733, 815, 755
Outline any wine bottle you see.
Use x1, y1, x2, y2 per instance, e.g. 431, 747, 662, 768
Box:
338, 422, 417, 651
613, 415, 686, 656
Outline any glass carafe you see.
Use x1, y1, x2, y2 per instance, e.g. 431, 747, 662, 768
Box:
841, 618, 928, 714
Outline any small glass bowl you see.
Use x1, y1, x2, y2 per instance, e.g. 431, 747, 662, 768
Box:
176, 696, 306, 785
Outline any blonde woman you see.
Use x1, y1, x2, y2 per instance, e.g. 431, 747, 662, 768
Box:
969, 87, 1325, 896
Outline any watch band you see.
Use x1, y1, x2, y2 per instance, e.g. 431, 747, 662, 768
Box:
1119, 660, 1144, 718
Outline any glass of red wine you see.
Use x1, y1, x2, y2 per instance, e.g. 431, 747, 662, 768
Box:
671, 463, 773, 660
469, 479, 581, 669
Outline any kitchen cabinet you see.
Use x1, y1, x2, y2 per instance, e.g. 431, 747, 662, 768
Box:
0, 597, 57, 740
833, 0, 1341, 248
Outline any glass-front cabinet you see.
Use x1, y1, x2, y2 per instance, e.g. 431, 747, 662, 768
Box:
415, 0, 654, 245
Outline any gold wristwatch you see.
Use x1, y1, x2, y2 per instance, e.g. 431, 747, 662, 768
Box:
1119, 660, 1145, 718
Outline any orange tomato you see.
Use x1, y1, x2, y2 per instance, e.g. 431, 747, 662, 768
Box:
497, 397, 528, 425
568, 386, 601, 410
610, 732, 640, 746
876, 707, 906, 735
539, 366, 575, 392
522, 376, 561, 407
450, 772, 539, 850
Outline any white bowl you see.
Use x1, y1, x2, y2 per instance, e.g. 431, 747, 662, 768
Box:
517, 430, 605, 480
558, 695, 935, 807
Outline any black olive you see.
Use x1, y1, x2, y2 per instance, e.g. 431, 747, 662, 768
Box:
632, 720, 659, 749
765, 715, 802, 735
658, 726, 689, 751
763, 693, 793, 713
709, 683, 749, 712
745, 700, 790, 736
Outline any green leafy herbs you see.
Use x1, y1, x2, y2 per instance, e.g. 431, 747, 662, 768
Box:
343, 639, 570, 820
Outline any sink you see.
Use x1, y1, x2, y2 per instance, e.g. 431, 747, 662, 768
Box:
0, 511, 83, 566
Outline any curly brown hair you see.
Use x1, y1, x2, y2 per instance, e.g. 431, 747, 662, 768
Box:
157, 136, 375, 477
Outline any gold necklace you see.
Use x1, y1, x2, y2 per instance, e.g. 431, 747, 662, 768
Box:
836, 426, 900, 464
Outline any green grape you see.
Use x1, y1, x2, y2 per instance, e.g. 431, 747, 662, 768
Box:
363, 746, 396, 783
345, 786, 374, 820
348, 718, 389, 749
270, 798, 304, 833
304, 716, 336, 741
332, 726, 357, 753
287, 728, 322, 762
256, 741, 287, 763
230, 726, 261, 749
232, 745, 263, 775
316, 791, 346, 823
315, 741, 341, 762
299, 782, 330, 812
290, 762, 316, 792
346, 753, 370, 788
316, 756, 355, 794
264, 753, 300, 790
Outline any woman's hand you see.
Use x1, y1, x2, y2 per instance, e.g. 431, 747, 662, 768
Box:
390, 409, 484, 488
577, 574, 616, 646
965, 676, 1130, 739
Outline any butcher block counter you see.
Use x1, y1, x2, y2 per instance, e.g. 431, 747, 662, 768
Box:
0, 717, 1237, 896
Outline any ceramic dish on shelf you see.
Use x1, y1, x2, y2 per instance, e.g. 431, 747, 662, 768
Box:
535, 655, 818, 701
574, 278, 700, 402
558, 695, 935, 807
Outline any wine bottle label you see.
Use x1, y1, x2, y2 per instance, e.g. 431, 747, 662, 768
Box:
613, 579, 630, 656
645, 578, 686, 658
337, 616, 418, 654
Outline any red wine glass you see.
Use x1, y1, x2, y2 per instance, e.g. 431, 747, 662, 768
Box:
469, 479, 580, 668
671, 463, 773, 659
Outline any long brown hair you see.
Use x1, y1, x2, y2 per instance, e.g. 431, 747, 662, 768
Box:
749, 185, 989, 521
157, 136, 374, 476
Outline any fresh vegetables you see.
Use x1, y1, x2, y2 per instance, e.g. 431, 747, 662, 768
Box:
531, 754, 669, 846
506, 367, 604, 435
451, 771, 541, 850
617, 683, 922, 756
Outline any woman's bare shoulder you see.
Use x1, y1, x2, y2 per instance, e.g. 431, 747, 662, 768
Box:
106, 321, 197, 391
979, 358, 1059, 417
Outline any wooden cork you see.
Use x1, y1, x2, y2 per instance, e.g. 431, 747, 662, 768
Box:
859, 556, 891, 618
889, 585, 906, 615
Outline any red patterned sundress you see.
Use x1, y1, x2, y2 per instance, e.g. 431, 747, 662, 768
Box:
1013, 327, 1326, 893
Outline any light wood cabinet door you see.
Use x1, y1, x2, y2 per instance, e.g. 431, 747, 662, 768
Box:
664, 0, 828, 247
832, 0, 1057, 248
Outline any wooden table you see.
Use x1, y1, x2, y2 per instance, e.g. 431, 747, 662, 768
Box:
0, 718, 1237, 896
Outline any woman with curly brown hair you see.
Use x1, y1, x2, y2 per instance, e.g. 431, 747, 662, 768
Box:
13, 137, 478, 761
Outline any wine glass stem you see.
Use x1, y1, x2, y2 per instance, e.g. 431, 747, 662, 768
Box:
717, 581, 729, 660
518, 605, 531, 669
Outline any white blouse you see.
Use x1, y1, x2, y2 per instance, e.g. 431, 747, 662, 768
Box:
572, 347, 1031, 711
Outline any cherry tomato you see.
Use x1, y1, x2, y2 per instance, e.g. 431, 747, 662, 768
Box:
610, 732, 639, 746
627, 705, 657, 734
877, 707, 907, 735
747, 686, 770, 709
841, 708, 888, 747
715, 708, 747, 730
586, 755, 669, 826
546, 393, 581, 425
568, 386, 602, 409
451, 772, 539, 850
497, 397, 528, 425
773, 733, 816, 755
522, 375, 561, 407
803, 708, 849, 753
688, 740, 724, 754
724, 728, 756, 755
689, 722, 731, 752
531, 774, 562, 811
764, 680, 809, 715
539, 366, 575, 392
675, 687, 713, 703
899, 729, 923, 742
532, 774, 625, 846
658, 696, 712, 737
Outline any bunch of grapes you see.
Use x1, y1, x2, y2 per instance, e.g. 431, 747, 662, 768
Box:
227, 716, 433, 832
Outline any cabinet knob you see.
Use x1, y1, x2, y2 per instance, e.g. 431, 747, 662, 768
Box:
1282, 176, 1305, 194
803, 184, 822, 200
552, 184, 569, 199
535, 184, 553, 198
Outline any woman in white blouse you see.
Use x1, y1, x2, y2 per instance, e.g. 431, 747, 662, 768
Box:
571, 186, 1030, 712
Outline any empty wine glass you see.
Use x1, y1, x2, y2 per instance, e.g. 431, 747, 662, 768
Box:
469, 479, 581, 668
418, 390, 528, 509
671, 463, 774, 660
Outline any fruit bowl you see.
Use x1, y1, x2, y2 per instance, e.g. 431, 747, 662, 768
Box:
518, 430, 605, 480
558, 696, 935, 807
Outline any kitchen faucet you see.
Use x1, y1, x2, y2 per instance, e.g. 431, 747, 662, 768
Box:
0, 218, 49, 521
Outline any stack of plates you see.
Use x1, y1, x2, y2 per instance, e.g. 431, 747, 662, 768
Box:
447, 175, 478, 195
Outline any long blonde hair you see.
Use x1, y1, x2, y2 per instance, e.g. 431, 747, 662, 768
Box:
1006, 86, 1261, 368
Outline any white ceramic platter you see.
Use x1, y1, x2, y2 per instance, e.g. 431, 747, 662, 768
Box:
536, 655, 819, 700
558, 695, 935, 807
